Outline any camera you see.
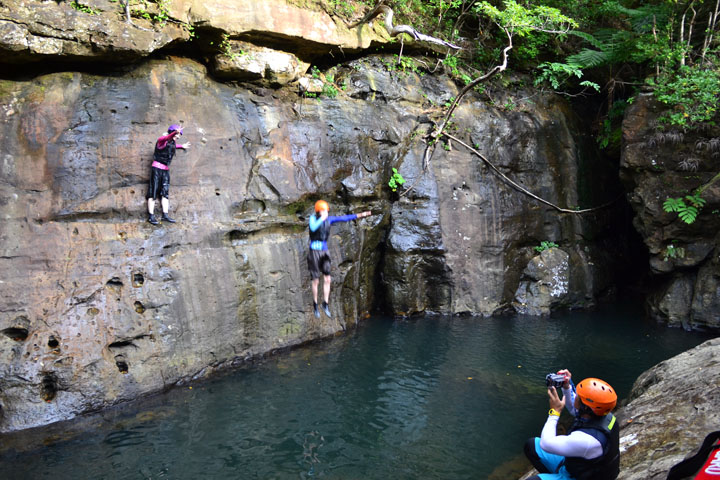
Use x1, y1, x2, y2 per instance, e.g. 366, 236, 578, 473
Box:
546, 373, 566, 388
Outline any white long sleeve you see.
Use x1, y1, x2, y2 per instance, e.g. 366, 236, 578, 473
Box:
539, 414, 604, 459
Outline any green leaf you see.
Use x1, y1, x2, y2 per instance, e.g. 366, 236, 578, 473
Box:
663, 197, 684, 213
678, 206, 698, 224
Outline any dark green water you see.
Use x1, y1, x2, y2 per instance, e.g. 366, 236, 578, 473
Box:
1, 304, 715, 480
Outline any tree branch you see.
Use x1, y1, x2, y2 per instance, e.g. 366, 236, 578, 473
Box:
444, 133, 621, 213
349, 2, 462, 50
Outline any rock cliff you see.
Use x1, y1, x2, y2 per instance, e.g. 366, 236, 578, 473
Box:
1, 0, 628, 431
621, 94, 720, 330
616, 337, 720, 479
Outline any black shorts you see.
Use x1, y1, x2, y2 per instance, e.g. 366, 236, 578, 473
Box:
147, 167, 170, 200
307, 249, 331, 279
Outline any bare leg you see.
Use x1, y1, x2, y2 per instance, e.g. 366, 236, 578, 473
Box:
323, 275, 331, 304
161, 197, 170, 214
312, 278, 319, 304
147, 198, 155, 214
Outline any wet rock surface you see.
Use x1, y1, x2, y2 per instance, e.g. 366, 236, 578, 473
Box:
621, 94, 720, 330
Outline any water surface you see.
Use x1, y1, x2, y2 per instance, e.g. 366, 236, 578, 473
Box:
2, 304, 715, 479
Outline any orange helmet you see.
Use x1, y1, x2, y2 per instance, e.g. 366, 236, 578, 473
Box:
576, 378, 617, 416
314, 200, 329, 213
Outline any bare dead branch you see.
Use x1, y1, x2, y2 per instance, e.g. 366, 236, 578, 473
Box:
349, 2, 462, 50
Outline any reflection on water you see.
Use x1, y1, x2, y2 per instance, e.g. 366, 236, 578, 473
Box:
1, 304, 715, 480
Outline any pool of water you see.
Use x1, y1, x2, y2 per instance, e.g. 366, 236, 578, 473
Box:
1, 304, 716, 479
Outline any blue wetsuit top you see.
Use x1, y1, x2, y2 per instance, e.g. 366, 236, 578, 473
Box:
309, 214, 358, 251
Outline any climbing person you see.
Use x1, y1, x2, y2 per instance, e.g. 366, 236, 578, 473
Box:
524, 369, 620, 480
146, 124, 190, 225
308, 200, 372, 318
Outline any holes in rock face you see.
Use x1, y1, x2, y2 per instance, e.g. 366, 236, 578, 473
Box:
87, 307, 99, 316
215, 188, 221, 196
132, 273, 144, 287
134, 301, 146, 314
106, 277, 123, 288
108, 340, 135, 349
41, 373, 58, 402
2, 327, 29, 341
48, 335, 59, 349
114, 355, 129, 374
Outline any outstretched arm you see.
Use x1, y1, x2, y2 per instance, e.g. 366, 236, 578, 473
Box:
328, 211, 373, 224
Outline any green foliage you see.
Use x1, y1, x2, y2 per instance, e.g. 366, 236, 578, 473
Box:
388, 168, 406, 192
443, 55, 460, 76
474, 0, 578, 68
650, 64, 720, 129
663, 193, 706, 224
534, 241, 559, 253
322, 82, 339, 98
663, 243, 685, 261
597, 99, 627, 150
329, 0, 357, 17
129, 0, 170, 24
535, 62, 583, 89
71, 1, 100, 14
475, 1, 578, 37
396, 55, 422, 75
216, 34, 246, 60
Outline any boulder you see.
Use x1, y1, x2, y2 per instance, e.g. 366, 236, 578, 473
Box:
513, 247, 570, 316
616, 337, 720, 479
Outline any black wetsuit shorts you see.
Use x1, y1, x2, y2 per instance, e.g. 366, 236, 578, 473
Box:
307, 249, 331, 279
147, 167, 170, 200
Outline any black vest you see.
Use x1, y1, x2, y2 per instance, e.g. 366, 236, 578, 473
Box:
564, 413, 620, 480
154, 139, 177, 166
309, 217, 330, 243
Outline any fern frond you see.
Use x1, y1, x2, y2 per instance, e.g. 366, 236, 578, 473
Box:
567, 48, 609, 68
568, 30, 602, 49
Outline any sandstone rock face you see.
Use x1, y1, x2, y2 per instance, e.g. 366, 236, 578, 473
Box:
0, 0, 383, 66
621, 94, 720, 330
615, 337, 720, 480
0, 59, 393, 432
0, 1, 628, 432
0, 56, 622, 431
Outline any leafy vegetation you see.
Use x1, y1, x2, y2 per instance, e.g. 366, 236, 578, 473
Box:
71, 1, 100, 14
388, 168, 406, 192
534, 240, 559, 253
663, 193, 707, 224
336, 0, 720, 135
663, 243, 686, 261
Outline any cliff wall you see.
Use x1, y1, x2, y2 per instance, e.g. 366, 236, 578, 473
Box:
621, 94, 720, 330
1, 0, 625, 431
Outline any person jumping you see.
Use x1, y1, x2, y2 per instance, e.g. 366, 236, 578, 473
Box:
307, 200, 372, 318
146, 124, 190, 225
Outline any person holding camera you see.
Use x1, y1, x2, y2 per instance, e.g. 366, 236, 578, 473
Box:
524, 369, 620, 480
146, 123, 191, 225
